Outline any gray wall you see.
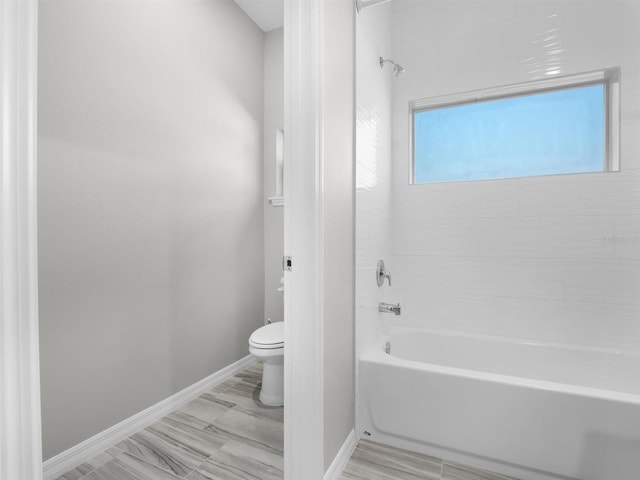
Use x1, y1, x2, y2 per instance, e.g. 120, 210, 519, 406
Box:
38, 0, 265, 460
264, 28, 285, 325
323, 0, 355, 471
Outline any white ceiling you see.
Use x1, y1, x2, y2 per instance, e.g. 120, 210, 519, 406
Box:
233, 0, 284, 32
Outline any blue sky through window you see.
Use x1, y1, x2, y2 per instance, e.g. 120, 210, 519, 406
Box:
414, 84, 605, 184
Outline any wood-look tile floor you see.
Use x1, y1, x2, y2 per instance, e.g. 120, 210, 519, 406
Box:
55, 363, 284, 480
56, 365, 519, 480
341, 440, 520, 480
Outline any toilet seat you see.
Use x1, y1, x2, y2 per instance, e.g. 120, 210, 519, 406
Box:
249, 322, 284, 349
248, 322, 284, 406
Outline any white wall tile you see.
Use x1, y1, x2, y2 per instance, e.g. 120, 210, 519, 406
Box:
515, 6, 562, 59
621, 121, 640, 171
390, 255, 441, 292
484, 0, 519, 23
614, 215, 640, 259
563, 301, 640, 351
436, 24, 521, 72
356, 2, 393, 361
427, 60, 522, 98
477, 216, 615, 258
517, 298, 567, 344
399, 291, 519, 338
515, 6, 564, 80
393, 218, 477, 257
516, 0, 562, 17
519, 171, 640, 217
393, 179, 520, 220
518, 298, 640, 352
388, 0, 640, 353
356, 212, 373, 257
439, 257, 564, 300
355, 303, 383, 363
562, 1, 640, 60
356, 257, 381, 307
564, 259, 640, 305
392, 1, 509, 40
620, 82, 640, 171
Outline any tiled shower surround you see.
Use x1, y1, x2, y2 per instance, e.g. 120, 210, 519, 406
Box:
387, 0, 640, 355
355, 2, 393, 362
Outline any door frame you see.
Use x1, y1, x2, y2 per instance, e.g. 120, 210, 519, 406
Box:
283, 0, 326, 478
0, 0, 43, 478
1, 0, 328, 478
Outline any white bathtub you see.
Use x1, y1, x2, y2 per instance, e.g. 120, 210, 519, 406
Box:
358, 328, 640, 480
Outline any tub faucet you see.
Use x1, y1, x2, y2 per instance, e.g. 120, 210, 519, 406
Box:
379, 302, 401, 316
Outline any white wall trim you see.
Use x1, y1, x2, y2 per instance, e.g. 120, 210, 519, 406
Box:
0, 0, 43, 479
324, 430, 357, 480
284, 0, 325, 478
42, 355, 256, 480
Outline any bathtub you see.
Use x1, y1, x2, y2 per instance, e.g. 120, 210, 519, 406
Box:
358, 328, 640, 480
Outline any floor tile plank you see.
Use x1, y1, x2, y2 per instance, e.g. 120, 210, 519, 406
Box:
342, 440, 441, 480
206, 408, 284, 455
54, 450, 117, 480
442, 462, 519, 480
115, 424, 208, 477
185, 440, 283, 480
177, 393, 235, 425
80, 452, 183, 480
114, 414, 228, 476
58, 362, 521, 480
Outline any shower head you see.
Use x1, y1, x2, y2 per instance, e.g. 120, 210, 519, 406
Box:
379, 57, 405, 77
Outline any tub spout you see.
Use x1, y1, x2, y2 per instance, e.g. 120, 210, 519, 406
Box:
379, 302, 401, 316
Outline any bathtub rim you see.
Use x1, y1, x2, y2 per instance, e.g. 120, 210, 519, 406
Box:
386, 325, 640, 358
364, 329, 640, 405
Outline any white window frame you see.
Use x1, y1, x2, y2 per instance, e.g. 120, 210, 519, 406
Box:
409, 68, 621, 184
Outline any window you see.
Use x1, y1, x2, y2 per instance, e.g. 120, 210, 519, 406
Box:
411, 69, 620, 184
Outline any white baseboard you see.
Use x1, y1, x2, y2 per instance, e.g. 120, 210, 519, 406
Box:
43, 354, 256, 480
324, 429, 357, 480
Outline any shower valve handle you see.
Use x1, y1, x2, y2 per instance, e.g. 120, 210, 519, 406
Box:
376, 259, 392, 286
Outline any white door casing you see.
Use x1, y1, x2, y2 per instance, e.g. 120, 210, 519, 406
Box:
284, 0, 326, 478
1, 0, 328, 478
0, 0, 43, 479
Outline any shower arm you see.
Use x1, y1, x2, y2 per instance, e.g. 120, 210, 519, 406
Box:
356, 0, 392, 14
379, 57, 405, 77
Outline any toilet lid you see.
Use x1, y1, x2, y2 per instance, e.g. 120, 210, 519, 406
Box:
249, 322, 284, 348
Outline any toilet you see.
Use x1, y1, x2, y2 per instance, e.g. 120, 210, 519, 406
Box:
248, 321, 284, 406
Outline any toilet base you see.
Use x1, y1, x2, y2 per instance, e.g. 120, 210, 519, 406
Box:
257, 357, 284, 406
